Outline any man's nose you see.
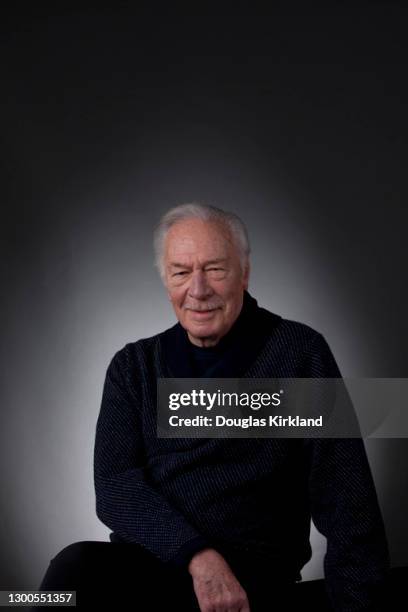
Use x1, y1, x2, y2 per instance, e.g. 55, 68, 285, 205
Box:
188, 270, 213, 299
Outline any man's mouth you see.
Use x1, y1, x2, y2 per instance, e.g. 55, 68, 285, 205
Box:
185, 305, 221, 312
187, 307, 220, 319
190, 308, 216, 312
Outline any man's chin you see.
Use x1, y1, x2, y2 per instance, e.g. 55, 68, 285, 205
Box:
183, 321, 222, 344
187, 323, 218, 337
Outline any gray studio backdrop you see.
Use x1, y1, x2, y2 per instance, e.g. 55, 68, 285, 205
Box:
1, 7, 407, 591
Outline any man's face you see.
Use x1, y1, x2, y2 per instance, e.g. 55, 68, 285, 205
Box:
164, 218, 249, 347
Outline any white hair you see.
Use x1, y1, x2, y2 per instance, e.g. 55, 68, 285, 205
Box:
153, 202, 250, 281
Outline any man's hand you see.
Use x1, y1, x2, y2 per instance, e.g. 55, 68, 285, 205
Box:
188, 548, 251, 612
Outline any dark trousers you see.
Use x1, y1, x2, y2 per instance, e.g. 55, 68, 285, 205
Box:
33, 541, 332, 611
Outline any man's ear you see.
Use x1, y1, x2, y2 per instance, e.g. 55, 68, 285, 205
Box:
161, 273, 170, 300
165, 284, 173, 302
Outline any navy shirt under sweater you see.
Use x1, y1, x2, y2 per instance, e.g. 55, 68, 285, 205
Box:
189, 344, 224, 377
94, 292, 389, 611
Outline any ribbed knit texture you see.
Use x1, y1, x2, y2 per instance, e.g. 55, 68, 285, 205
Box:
94, 305, 390, 612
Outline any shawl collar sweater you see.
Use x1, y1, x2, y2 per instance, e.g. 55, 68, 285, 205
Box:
94, 292, 389, 611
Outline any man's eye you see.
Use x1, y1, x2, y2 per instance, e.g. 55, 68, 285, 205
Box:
174, 271, 188, 276
207, 268, 223, 272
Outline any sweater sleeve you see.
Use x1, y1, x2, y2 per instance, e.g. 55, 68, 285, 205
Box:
303, 333, 390, 612
93, 347, 210, 568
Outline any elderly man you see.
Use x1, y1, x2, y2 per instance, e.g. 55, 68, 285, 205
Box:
37, 203, 389, 611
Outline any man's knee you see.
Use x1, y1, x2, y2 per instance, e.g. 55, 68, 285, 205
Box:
49, 541, 99, 566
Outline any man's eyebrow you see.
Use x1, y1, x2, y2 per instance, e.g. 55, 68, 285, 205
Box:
168, 263, 191, 269
168, 258, 227, 268
204, 259, 227, 265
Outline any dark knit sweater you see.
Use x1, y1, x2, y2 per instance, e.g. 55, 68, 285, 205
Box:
94, 293, 389, 611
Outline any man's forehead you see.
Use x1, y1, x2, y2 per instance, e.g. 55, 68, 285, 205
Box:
164, 219, 235, 259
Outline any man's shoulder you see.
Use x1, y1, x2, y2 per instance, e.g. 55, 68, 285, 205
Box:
276, 317, 324, 344
253, 308, 339, 376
